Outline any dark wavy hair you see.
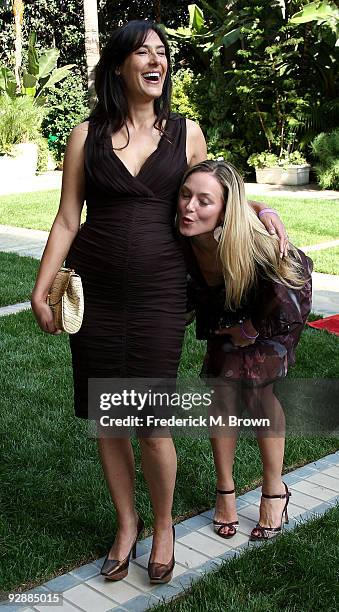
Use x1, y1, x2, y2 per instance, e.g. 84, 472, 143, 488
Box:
90, 20, 172, 145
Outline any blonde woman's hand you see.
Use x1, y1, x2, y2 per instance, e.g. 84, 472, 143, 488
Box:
31, 297, 62, 335
215, 321, 257, 347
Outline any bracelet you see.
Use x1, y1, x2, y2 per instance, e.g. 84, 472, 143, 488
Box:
258, 208, 279, 219
240, 321, 259, 340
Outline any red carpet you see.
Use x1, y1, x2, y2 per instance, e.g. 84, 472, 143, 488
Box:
307, 314, 339, 336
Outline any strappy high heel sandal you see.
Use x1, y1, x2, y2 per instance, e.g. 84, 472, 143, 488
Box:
249, 482, 291, 541
148, 525, 175, 584
213, 488, 239, 539
101, 516, 144, 581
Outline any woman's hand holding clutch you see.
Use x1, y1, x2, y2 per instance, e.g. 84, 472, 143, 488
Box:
31, 296, 62, 335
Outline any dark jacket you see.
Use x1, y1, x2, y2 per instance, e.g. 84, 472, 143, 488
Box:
183, 239, 313, 354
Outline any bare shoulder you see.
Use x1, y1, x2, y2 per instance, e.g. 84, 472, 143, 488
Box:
63, 122, 89, 161
186, 118, 204, 139
69, 121, 89, 144
61, 122, 89, 198
185, 119, 207, 166
73, 120, 89, 133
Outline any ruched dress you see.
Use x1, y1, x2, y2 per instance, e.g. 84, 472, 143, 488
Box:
65, 114, 188, 419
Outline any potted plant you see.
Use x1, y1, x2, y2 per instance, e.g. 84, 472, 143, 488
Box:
0, 30, 75, 178
0, 94, 44, 177
248, 150, 311, 186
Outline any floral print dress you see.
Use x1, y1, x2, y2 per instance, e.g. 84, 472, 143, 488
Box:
183, 240, 313, 388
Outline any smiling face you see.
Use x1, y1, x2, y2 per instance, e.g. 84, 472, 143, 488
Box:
178, 171, 225, 237
118, 29, 168, 101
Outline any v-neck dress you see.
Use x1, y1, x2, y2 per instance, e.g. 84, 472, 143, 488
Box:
65, 113, 188, 419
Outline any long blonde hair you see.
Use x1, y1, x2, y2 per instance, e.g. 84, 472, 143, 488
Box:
180, 160, 308, 310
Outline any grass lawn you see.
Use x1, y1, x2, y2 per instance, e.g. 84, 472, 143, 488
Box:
246, 195, 339, 247
0, 252, 40, 307
309, 246, 339, 276
0, 190, 86, 230
0, 310, 338, 594
153, 505, 339, 612
0, 191, 338, 247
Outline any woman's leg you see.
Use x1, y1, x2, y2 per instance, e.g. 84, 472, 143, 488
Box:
209, 382, 240, 535
139, 435, 177, 563
244, 385, 287, 529
97, 436, 139, 560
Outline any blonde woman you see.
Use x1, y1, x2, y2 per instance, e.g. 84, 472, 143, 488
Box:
178, 160, 312, 541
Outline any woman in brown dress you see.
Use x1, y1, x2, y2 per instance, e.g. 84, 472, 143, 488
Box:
31, 21, 288, 583
178, 160, 312, 542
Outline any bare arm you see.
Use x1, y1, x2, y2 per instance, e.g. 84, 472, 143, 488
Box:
186, 119, 208, 167
31, 121, 88, 333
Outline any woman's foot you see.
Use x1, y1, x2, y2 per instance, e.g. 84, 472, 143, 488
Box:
148, 523, 175, 584
250, 481, 291, 540
107, 511, 141, 561
149, 521, 174, 565
213, 483, 239, 538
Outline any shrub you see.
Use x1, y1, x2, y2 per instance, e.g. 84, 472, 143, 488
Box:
42, 72, 88, 163
0, 95, 44, 155
36, 136, 50, 173
311, 130, 339, 190
172, 66, 248, 170
172, 68, 204, 123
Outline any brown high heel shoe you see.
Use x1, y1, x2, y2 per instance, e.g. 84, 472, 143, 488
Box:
249, 482, 291, 541
213, 488, 239, 539
148, 525, 175, 584
100, 516, 144, 581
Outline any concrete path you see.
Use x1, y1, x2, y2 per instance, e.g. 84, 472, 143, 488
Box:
246, 182, 339, 200
302, 239, 339, 252
311, 272, 339, 316
0, 171, 63, 196
1, 224, 338, 318
0, 225, 48, 259
0, 171, 338, 200
1, 452, 338, 612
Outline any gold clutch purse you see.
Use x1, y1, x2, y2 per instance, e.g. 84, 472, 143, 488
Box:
47, 267, 84, 334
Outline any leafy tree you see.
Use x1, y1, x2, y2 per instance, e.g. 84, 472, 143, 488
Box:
166, 1, 338, 168
0, 30, 75, 105
83, 0, 99, 107
0, 1, 189, 85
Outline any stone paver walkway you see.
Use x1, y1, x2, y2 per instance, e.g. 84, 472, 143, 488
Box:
1, 452, 338, 611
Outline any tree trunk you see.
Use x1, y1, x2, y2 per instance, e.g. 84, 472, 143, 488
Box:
154, 0, 161, 23
83, 0, 100, 109
13, 0, 24, 93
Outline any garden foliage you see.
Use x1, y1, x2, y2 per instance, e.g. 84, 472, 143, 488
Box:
311, 129, 339, 189
42, 72, 88, 163
1, 2, 338, 176
167, 1, 338, 173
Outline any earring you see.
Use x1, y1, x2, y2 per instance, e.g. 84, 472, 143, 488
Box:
213, 225, 223, 243
115, 68, 120, 76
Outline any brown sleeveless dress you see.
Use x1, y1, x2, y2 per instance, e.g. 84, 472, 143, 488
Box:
65, 113, 188, 418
